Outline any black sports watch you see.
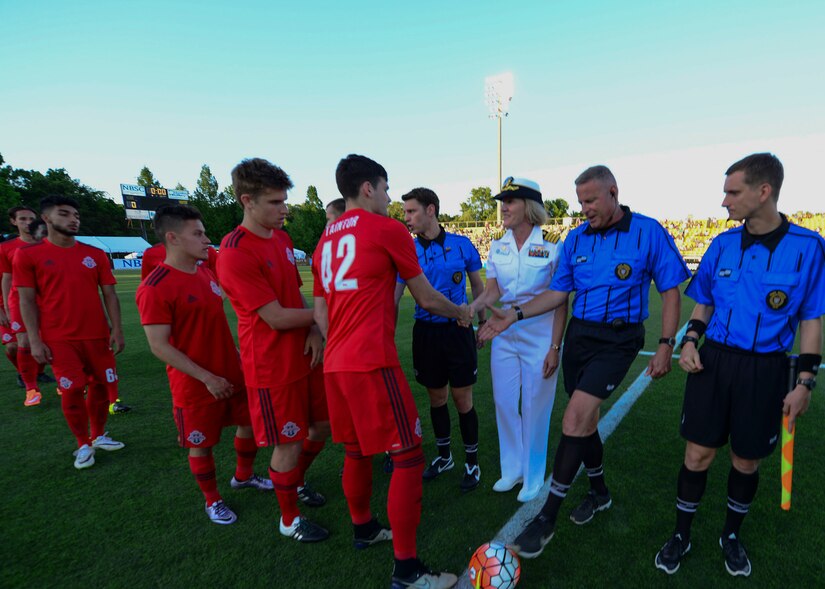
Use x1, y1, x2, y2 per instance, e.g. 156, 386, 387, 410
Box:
680, 335, 700, 349
796, 377, 816, 391
659, 337, 676, 347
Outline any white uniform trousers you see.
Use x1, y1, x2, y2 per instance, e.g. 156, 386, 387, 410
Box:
490, 311, 558, 495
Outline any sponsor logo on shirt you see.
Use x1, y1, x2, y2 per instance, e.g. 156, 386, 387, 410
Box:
528, 245, 549, 258
210, 280, 222, 297
766, 290, 788, 310
615, 263, 632, 280
81, 256, 97, 269
59, 377, 73, 389
281, 421, 300, 438
187, 430, 206, 445
575, 255, 589, 264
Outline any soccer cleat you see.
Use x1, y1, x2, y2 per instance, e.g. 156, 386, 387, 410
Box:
230, 474, 273, 491
37, 372, 56, 384
279, 516, 329, 543
353, 518, 393, 549
205, 500, 237, 525
109, 400, 131, 414
460, 463, 480, 493
422, 454, 454, 481
23, 389, 42, 406
720, 533, 752, 577
569, 489, 613, 525
73, 444, 95, 469
16, 373, 24, 388
391, 559, 458, 589
297, 482, 326, 507
654, 533, 691, 574
492, 477, 523, 492
91, 433, 125, 451
511, 513, 555, 559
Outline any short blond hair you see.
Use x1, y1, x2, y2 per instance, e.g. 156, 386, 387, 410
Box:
524, 199, 548, 226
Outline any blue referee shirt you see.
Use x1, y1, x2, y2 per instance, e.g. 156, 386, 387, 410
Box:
399, 228, 482, 323
551, 206, 690, 323
686, 215, 825, 352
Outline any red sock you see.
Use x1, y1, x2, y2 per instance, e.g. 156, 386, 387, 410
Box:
86, 383, 109, 440
388, 446, 425, 560
342, 442, 373, 525
269, 465, 301, 526
5, 346, 18, 370
61, 387, 91, 447
234, 436, 258, 481
297, 438, 325, 485
189, 454, 222, 505
18, 347, 38, 391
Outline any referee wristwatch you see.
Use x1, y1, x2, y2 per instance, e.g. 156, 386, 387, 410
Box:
796, 377, 816, 391
658, 337, 676, 348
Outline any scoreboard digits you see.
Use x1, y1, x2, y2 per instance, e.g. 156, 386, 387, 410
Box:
120, 184, 189, 220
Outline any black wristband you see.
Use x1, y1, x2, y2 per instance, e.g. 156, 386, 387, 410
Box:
680, 335, 699, 349
798, 354, 822, 375
514, 306, 524, 321
686, 319, 707, 338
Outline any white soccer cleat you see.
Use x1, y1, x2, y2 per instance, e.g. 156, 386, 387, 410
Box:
230, 474, 274, 491
91, 433, 125, 451
73, 444, 95, 470
205, 500, 237, 525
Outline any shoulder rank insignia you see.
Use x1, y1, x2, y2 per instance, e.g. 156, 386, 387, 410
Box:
542, 229, 561, 244
492, 228, 506, 241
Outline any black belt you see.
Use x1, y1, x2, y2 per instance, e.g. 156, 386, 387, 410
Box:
571, 317, 642, 331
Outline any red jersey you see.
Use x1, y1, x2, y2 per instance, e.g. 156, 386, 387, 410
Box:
312, 209, 422, 372
136, 263, 245, 408
0, 237, 28, 310
12, 239, 116, 341
141, 243, 217, 280
217, 226, 310, 388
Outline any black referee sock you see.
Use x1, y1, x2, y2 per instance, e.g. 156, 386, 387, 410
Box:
722, 466, 759, 538
539, 434, 589, 525
675, 464, 708, 542
582, 431, 608, 496
458, 407, 479, 466
430, 404, 451, 460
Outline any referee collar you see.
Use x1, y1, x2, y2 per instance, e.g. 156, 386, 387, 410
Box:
417, 226, 446, 250
583, 205, 633, 235
740, 214, 789, 253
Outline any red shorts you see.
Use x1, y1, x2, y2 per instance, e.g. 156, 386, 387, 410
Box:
325, 366, 422, 456
246, 365, 328, 447
1, 324, 14, 345
48, 339, 117, 392
173, 393, 251, 448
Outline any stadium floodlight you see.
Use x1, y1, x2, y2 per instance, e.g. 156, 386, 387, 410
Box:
485, 72, 514, 224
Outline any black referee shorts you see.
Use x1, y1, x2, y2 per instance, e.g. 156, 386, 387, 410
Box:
412, 320, 477, 389
680, 339, 788, 460
562, 317, 645, 399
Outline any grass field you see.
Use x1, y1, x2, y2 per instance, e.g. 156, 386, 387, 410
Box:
2, 268, 823, 588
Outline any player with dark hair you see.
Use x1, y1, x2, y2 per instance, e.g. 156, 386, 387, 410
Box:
479, 165, 690, 559
15, 195, 126, 469
141, 241, 217, 281
137, 204, 271, 525
218, 158, 331, 543
325, 198, 346, 224
654, 153, 825, 577
395, 187, 485, 492
314, 154, 471, 588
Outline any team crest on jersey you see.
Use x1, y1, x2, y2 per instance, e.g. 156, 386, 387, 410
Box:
528, 245, 549, 258
615, 263, 632, 280
766, 290, 788, 310
187, 430, 206, 445
11, 321, 21, 331
2, 333, 11, 343
59, 377, 73, 389
414, 418, 423, 439
281, 421, 300, 438
452, 271, 462, 284
286, 248, 295, 265
210, 280, 222, 297
81, 256, 97, 269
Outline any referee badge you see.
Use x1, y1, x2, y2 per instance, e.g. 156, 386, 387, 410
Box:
766, 289, 788, 310
615, 263, 632, 280
452, 271, 462, 284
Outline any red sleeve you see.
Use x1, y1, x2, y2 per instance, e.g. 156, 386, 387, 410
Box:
95, 249, 117, 286
0, 244, 11, 274
141, 246, 160, 280
136, 283, 173, 325
312, 258, 323, 297
218, 247, 277, 312
207, 247, 218, 274
12, 247, 36, 289
384, 221, 422, 281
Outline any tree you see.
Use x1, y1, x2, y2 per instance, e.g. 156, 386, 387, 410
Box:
137, 166, 162, 188
544, 198, 570, 218
387, 201, 405, 223
459, 186, 496, 222
189, 164, 238, 243
174, 183, 187, 191
284, 185, 326, 254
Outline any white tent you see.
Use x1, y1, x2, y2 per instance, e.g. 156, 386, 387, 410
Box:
75, 236, 152, 254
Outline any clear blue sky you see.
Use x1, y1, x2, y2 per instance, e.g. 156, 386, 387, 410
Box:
2, 0, 824, 219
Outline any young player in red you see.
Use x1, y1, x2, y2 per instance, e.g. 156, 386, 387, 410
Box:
313, 154, 471, 589
141, 241, 217, 281
15, 195, 126, 469
217, 158, 330, 543
0, 206, 55, 404
137, 205, 272, 525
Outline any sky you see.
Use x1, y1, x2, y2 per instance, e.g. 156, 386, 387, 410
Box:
2, 0, 824, 220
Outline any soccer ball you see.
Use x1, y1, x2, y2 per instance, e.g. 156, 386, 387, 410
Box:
468, 541, 521, 588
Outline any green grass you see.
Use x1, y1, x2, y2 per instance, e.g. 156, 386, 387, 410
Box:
1, 269, 822, 588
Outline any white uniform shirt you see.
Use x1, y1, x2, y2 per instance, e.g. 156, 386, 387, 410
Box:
486, 225, 562, 308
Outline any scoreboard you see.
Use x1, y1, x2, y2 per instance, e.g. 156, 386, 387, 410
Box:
120, 184, 190, 220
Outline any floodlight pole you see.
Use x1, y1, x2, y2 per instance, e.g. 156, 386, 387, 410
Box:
497, 116, 502, 224
485, 72, 513, 225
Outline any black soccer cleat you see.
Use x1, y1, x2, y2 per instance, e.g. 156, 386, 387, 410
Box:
511, 513, 555, 559
720, 533, 752, 577
569, 489, 612, 525
422, 454, 454, 481
279, 516, 329, 543
391, 559, 458, 589
109, 400, 132, 414
459, 463, 480, 493
654, 532, 691, 574
353, 518, 392, 549
297, 482, 326, 507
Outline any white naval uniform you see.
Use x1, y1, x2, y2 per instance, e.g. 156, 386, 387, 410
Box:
486, 224, 562, 500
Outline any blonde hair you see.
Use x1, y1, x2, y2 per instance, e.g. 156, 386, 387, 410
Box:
523, 199, 548, 226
